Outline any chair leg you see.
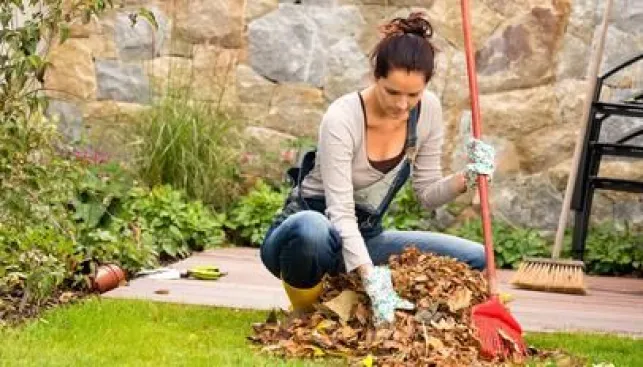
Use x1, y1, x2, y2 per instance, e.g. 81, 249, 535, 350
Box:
571, 125, 592, 212
572, 144, 602, 261
572, 182, 596, 261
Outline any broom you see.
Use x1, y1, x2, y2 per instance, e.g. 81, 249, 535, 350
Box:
460, 0, 527, 361
510, 0, 614, 295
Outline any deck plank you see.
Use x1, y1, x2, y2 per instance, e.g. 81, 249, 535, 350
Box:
103, 247, 643, 336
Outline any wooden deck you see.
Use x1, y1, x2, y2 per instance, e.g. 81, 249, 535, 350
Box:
103, 247, 643, 337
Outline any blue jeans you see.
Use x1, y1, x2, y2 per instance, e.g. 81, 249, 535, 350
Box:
260, 210, 486, 289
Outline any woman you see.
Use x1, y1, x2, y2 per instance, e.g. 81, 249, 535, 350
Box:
260, 13, 494, 326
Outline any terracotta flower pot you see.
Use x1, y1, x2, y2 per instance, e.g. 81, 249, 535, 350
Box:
93, 264, 126, 293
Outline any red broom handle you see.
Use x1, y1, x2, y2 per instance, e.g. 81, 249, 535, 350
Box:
460, 0, 498, 295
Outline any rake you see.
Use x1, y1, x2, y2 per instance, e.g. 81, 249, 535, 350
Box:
460, 0, 528, 360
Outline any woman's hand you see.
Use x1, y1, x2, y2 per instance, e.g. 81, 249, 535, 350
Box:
359, 265, 414, 326
463, 138, 495, 189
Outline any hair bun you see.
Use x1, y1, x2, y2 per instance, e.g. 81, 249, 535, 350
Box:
380, 12, 433, 39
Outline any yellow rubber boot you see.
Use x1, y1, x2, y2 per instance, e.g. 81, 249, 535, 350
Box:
282, 280, 323, 313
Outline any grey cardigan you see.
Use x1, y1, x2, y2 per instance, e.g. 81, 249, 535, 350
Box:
298, 90, 461, 272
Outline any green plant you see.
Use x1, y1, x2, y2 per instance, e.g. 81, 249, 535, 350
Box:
0, 1, 155, 162
60, 160, 157, 276
1, 1, 104, 136
0, 225, 74, 306
448, 218, 642, 276
131, 96, 246, 211
576, 222, 643, 276
382, 183, 433, 231
68, 161, 134, 229
126, 185, 226, 260
0, 0, 171, 321
448, 219, 551, 269
225, 181, 287, 247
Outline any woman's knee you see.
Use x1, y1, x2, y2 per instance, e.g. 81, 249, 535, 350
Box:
469, 244, 486, 270
280, 211, 337, 287
287, 211, 333, 251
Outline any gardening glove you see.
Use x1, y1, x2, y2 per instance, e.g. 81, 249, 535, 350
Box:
458, 110, 496, 190
464, 138, 495, 190
363, 266, 414, 327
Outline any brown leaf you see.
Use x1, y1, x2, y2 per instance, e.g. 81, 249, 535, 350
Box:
315, 319, 335, 332
354, 302, 369, 325
265, 308, 279, 324
430, 318, 456, 330
340, 325, 358, 340
312, 330, 333, 349
414, 274, 429, 282
447, 287, 472, 312
427, 336, 444, 350
321, 290, 359, 323
248, 247, 524, 366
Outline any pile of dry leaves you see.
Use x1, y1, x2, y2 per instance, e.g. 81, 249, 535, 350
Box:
250, 247, 524, 366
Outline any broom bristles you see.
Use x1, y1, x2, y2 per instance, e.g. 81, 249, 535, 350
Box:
510, 258, 586, 295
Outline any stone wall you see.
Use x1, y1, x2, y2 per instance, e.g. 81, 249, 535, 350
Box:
44, 0, 643, 230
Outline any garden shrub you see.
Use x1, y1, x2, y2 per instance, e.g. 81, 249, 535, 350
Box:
224, 181, 287, 247
581, 222, 642, 276
0, 226, 73, 307
447, 218, 642, 276
447, 219, 550, 269
126, 185, 226, 260
66, 161, 226, 270
382, 183, 436, 232
0, 0, 227, 323
0, 158, 226, 317
130, 95, 246, 211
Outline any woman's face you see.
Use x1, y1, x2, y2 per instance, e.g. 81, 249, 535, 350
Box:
373, 68, 426, 121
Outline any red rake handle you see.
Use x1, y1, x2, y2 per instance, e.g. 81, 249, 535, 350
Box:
460, 0, 498, 296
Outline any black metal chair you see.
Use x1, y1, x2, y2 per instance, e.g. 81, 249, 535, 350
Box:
570, 52, 643, 261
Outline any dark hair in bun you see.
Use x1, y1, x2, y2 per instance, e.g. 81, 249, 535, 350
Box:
370, 12, 436, 82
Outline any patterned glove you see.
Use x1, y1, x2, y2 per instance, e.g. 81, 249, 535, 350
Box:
464, 138, 495, 190
363, 266, 414, 326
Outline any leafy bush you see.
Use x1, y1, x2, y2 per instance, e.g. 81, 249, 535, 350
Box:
382, 184, 432, 231
69, 161, 135, 229
0, 0, 113, 133
0, 226, 73, 306
224, 181, 287, 247
131, 96, 246, 211
126, 185, 226, 260
447, 219, 550, 269
60, 160, 157, 275
66, 161, 226, 267
447, 218, 642, 276
579, 222, 643, 276
0, 155, 226, 319
0, 1, 174, 322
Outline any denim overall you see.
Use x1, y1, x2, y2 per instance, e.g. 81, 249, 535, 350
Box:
259, 103, 421, 288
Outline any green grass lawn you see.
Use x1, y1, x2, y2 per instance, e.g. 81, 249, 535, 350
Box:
0, 298, 641, 367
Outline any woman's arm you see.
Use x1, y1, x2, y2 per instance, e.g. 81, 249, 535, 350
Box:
319, 105, 415, 327
318, 104, 373, 274
412, 94, 466, 209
